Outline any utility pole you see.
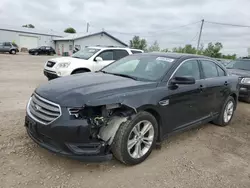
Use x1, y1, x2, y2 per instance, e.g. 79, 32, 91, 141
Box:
197, 19, 204, 54
86, 22, 90, 33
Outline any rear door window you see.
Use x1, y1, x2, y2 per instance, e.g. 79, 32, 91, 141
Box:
114, 50, 129, 60
200, 60, 219, 78
217, 65, 226, 76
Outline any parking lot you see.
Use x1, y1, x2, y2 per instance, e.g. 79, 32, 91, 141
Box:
0, 53, 250, 188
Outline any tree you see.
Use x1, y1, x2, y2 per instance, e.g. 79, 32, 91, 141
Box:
172, 44, 197, 54
22, 24, 35, 28
129, 36, 147, 51
222, 54, 237, 60
197, 43, 204, 55
203, 42, 223, 58
148, 40, 160, 52
161, 48, 169, 52
183, 44, 197, 54
64, 27, 76, 33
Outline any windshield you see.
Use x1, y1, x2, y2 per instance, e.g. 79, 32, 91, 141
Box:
226, 60, 250, 71
72, 48, 100, 60
101, 55, 175, 81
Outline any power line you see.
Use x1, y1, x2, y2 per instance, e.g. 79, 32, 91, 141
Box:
205, 21, 250, 28
105, 20, 200, 37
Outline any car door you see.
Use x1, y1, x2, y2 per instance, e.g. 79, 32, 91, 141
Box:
200, 59, 230, 114
94, 50, 114, 71
0, 43, 4, 52
162, 59, 205, 133
39, 46, 46, 54
3, 42, 11, 52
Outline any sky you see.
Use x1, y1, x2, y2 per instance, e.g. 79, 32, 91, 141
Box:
0, 0, 250, 56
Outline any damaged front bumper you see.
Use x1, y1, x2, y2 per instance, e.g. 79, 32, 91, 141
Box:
24, 115, 113, 162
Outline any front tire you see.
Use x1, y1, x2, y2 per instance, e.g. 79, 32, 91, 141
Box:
111, 111, 158, 165
213, 96, 235, 127
34, 52, 39, 55
10, 50, 16, 54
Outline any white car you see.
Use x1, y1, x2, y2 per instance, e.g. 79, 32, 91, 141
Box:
43, 46, 143, 80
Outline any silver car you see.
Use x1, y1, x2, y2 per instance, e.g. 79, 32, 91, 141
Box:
0, 42, 19, 54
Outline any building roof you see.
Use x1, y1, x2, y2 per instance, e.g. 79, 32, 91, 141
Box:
53, 31, 128, 47
0, 24, 65, 37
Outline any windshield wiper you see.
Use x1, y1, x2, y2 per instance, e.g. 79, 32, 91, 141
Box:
109, 73, 138, 80
99, 71, 138, 80
237, 68, 249, 71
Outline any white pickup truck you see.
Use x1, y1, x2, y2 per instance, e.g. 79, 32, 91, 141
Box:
43, 46, 143, 80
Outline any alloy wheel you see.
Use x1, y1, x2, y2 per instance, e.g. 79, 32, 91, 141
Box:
127, 120, 154, 159
223, 101, 234, 123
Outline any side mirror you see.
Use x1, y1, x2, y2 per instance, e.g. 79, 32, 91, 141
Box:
95, 56, 103, 62
170, 76, 195, 85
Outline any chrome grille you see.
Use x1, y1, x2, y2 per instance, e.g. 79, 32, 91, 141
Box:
27, 94, 61, 125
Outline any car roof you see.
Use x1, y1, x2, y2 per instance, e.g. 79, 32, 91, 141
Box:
86, 46, 144, 51
137, 52, 208, 59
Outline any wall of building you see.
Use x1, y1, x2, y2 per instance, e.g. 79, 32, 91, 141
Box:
75, 33, 126, 49
54, 33, 127, 55
0, 29, 61, 50
55, 40, 74, 55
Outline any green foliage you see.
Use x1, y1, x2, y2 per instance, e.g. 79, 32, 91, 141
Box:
148, 41, 160, 52
129, 36, 147, 51
161, 48, 169, 52
222, 54, 237, 60
64, 27, 76, 33
22, 24, 35, 28
203, 42, 223, 58
129, 36, 236, 59
172, 44, 197, 54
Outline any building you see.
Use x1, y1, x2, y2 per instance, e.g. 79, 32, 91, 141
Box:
53, 31, 128, 55
0, 24, 64, 50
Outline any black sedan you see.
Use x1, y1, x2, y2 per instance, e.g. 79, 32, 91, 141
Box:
25, 53, 239, 165
227, 59, 250, 102
29, 46, 56, 55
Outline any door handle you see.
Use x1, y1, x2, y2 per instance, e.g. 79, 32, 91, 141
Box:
224, 81, 228, 86
199, 85, 203, 91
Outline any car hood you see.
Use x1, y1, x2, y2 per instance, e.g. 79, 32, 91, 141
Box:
48, 57, 88, 64
227, 69, 250, 77
35, 72, 158, 107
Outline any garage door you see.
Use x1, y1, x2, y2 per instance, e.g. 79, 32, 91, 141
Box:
19, 35, 38, 49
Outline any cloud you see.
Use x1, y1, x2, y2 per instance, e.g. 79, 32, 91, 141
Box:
0, 0, 250, 56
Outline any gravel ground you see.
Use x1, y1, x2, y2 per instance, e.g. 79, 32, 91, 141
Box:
0, 53, 249, 188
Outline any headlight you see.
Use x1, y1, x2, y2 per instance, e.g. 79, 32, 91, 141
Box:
56, 62, 71, 68
241, 78, 250, 84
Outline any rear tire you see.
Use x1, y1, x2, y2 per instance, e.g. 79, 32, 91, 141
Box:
111, 111, 158, 165
213, 96, 235, 127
